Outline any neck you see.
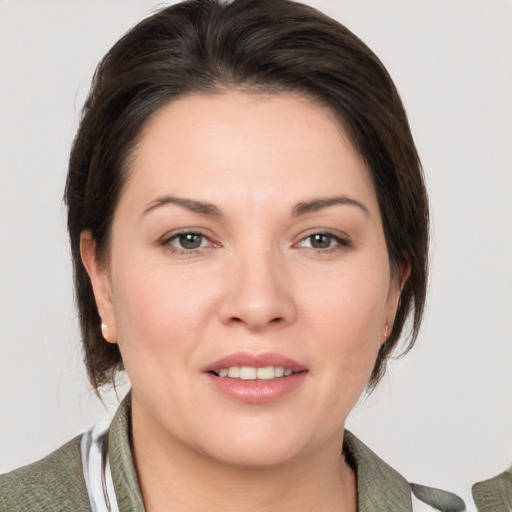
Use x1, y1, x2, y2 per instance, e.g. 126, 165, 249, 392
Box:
130, 406, 357, 512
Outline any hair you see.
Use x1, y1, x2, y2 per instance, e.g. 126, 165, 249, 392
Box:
65, 0, 429, 391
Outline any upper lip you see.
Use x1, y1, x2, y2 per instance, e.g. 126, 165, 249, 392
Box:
203, 352, 307, 373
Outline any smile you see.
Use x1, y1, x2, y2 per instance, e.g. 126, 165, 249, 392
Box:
211, 366, 295, 380
204, 352, 308, 403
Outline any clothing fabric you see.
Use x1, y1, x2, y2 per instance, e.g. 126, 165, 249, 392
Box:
472, 467, 512, 512
81, 419, 119, 512
0, 394, 482, 512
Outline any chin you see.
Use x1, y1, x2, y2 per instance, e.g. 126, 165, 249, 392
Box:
194, 421, 308, 469
205, 441, 301, 470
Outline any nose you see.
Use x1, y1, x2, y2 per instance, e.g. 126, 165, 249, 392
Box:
218, 249, 297, 331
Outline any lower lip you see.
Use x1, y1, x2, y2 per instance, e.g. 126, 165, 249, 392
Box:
205, 372, 308, 404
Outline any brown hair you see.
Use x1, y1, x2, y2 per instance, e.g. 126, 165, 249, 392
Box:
65, 0, 428, 391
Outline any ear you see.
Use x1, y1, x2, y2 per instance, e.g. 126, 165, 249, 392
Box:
80, 230, 118, 344
384, 259, 411, 336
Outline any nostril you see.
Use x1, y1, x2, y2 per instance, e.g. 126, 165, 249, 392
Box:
227, 315, 283, 327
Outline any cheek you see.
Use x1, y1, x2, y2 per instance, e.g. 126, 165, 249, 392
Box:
300, 268, 389, 384
109, 260, 216, 370
303, 269, 389, 340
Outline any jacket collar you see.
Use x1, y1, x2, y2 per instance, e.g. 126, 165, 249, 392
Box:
344, 431, 412, 512
108, 394, 145, 511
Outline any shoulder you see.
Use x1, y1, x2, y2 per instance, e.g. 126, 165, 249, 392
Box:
0, 435, 90, 512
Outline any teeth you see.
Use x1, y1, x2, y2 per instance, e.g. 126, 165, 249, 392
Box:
227, 366, 240, 378
256, 366, 274, 380
240, 367, 257, 380
215, 366, 296, 380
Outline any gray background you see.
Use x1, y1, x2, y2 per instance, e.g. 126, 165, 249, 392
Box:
1, 0, 511, 493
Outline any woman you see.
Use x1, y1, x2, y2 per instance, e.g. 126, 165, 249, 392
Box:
0, 0, 471, 510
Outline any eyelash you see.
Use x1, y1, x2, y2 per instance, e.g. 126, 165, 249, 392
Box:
161, 230, 350, 255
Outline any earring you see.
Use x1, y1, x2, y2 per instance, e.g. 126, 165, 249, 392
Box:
101, 323, 108, 331
383, 324, 389, 339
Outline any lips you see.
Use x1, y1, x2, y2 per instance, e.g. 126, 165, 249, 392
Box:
203, 352, 308, 404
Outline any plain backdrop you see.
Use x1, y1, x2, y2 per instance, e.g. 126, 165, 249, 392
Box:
1, 0, 511, 494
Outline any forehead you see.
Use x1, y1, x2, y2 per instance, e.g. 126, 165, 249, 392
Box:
121, 92, 378, 216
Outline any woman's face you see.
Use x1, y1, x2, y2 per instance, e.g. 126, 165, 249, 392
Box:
85, 92, 403, 468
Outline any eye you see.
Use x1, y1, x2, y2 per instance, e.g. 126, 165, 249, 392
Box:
164, 231, 211, 251
297, 232, 350, 251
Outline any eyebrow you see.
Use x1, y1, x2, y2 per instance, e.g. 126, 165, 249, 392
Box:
143, 196, 222, 217
142, 194, 369, 218
292, 196, 369, 216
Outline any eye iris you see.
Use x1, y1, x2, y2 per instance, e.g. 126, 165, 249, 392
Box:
179, 233, 202, 249
310, 234, 332, 249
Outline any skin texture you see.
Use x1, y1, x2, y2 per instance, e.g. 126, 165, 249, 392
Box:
81, 92, 407, 511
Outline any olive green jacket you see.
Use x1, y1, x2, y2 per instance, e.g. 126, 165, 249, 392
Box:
1, 396, 507, 511
472, 468, 512, 512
